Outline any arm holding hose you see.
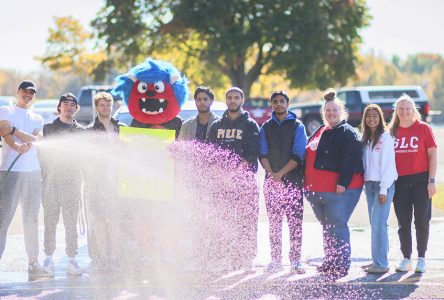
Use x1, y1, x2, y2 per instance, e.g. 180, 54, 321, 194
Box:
0, 121, 42, 154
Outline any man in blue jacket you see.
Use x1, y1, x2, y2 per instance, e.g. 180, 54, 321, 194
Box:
207, 87, 260, 271
259, 90, 307, 273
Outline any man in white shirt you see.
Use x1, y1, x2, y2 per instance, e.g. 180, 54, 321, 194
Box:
0, 80, 51, 280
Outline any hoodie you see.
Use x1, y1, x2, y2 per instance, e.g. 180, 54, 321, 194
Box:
207, 110, 260, 172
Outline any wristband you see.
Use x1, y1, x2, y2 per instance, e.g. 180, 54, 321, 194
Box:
10, 126, 16, 135
428, 178, 435, 184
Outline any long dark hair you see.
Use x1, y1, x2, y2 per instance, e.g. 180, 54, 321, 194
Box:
361, 104, 388, 149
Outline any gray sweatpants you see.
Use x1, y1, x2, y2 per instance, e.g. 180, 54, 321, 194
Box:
0, 170, 42, 262
42, 175, 81, 257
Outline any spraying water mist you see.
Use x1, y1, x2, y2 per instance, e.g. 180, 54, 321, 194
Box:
32, 132, 379, 299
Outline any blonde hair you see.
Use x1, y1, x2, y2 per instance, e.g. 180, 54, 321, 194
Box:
94, 92, 114, 107
388, 94, 421, 136
320, 88, 348, 125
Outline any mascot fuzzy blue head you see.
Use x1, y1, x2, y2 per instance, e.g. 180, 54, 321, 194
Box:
112, 58, 189, 125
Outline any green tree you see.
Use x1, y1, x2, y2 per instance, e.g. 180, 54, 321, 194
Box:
402, 53, 443, 74
93, 0, 369, 97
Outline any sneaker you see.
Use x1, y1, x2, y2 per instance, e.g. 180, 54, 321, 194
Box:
290, 261, 306, 274
415, 257, 426, 273
28, 262, 53, 280
67, 259, 82, 276
265, 261, 283, 273
395, 258, 412, 272
360, 263, 373, 270
366, 265, 389, 274
43, 256, 55, 273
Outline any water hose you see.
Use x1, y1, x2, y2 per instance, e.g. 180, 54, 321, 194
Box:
0, 153, 22, 188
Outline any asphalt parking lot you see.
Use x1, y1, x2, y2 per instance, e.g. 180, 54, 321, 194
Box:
0, 126, 443, 299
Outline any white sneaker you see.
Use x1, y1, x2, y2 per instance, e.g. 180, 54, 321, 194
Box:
415, 257, 426, 273
67, 258, 82, 276
43, 256, 55, 273
265, 261, 283, 273
290, 261, 306, 274
395, 258, 412, 272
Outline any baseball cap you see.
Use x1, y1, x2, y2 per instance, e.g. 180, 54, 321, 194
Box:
18, 80, 37, 93
59, 93, 78, 105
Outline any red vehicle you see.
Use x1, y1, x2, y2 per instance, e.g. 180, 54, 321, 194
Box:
243, 98, 273, 126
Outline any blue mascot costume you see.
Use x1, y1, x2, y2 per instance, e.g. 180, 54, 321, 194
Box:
112, 58, 189, 137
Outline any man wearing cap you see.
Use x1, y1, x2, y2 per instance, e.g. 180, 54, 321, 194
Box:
0, 80, 52, 280
40, 92, 84, 276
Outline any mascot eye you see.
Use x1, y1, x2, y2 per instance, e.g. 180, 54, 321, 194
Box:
154, 81, 165, 93
137, 82, 148, 93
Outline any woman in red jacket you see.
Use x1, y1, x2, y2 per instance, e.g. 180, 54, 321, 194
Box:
389, 94, 437, 273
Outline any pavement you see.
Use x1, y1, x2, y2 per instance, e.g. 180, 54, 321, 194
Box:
0, 126, 443, 299
0, 196, 443, 299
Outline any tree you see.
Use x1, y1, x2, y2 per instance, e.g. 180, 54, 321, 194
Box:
38, 16, 108, 83
93, 0, 370, 97
402, 53, 442, 74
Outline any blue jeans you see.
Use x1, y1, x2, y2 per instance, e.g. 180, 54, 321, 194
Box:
364, 181, 395, 269
307, 188, 362, 271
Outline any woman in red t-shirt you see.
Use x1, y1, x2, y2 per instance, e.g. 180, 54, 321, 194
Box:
305, 89, 364, 280
389, 94, 437, 273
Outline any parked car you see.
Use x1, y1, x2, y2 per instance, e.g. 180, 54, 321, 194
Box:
76, 85, 123, 125
243, 98, 272, 126
113, 100, 227, 126
31, 99, 59, 124
290, 85, 431, 134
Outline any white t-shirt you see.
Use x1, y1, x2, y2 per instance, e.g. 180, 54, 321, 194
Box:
363, 131, 398, 195
0, 105, 44, 172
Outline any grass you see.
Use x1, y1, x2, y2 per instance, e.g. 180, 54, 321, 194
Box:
433, 183, 444, 212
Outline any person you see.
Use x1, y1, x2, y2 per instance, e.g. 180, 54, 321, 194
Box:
178, 86, 220, 141
85, 92, 125, 271
87, 92, 123, 134
360, 104, 398, 274
304, 88, 364, 279
0, 80, 51, 280
389, 94, 437, 273
259, 91, 307, 273
41, 93, 84, 276
207, 87, 260, 270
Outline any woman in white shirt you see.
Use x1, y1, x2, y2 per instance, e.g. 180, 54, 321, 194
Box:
361, 104, 398, 274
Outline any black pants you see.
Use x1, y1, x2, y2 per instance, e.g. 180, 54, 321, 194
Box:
393, 172, 431, 259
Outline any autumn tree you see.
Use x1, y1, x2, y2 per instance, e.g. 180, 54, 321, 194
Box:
93, 0, 369, 98
38, 16, 108, 83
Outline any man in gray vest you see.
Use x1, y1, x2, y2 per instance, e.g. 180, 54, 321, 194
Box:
178, 86, 220, 141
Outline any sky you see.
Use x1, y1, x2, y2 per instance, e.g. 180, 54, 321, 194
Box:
0, 0, 443, 72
